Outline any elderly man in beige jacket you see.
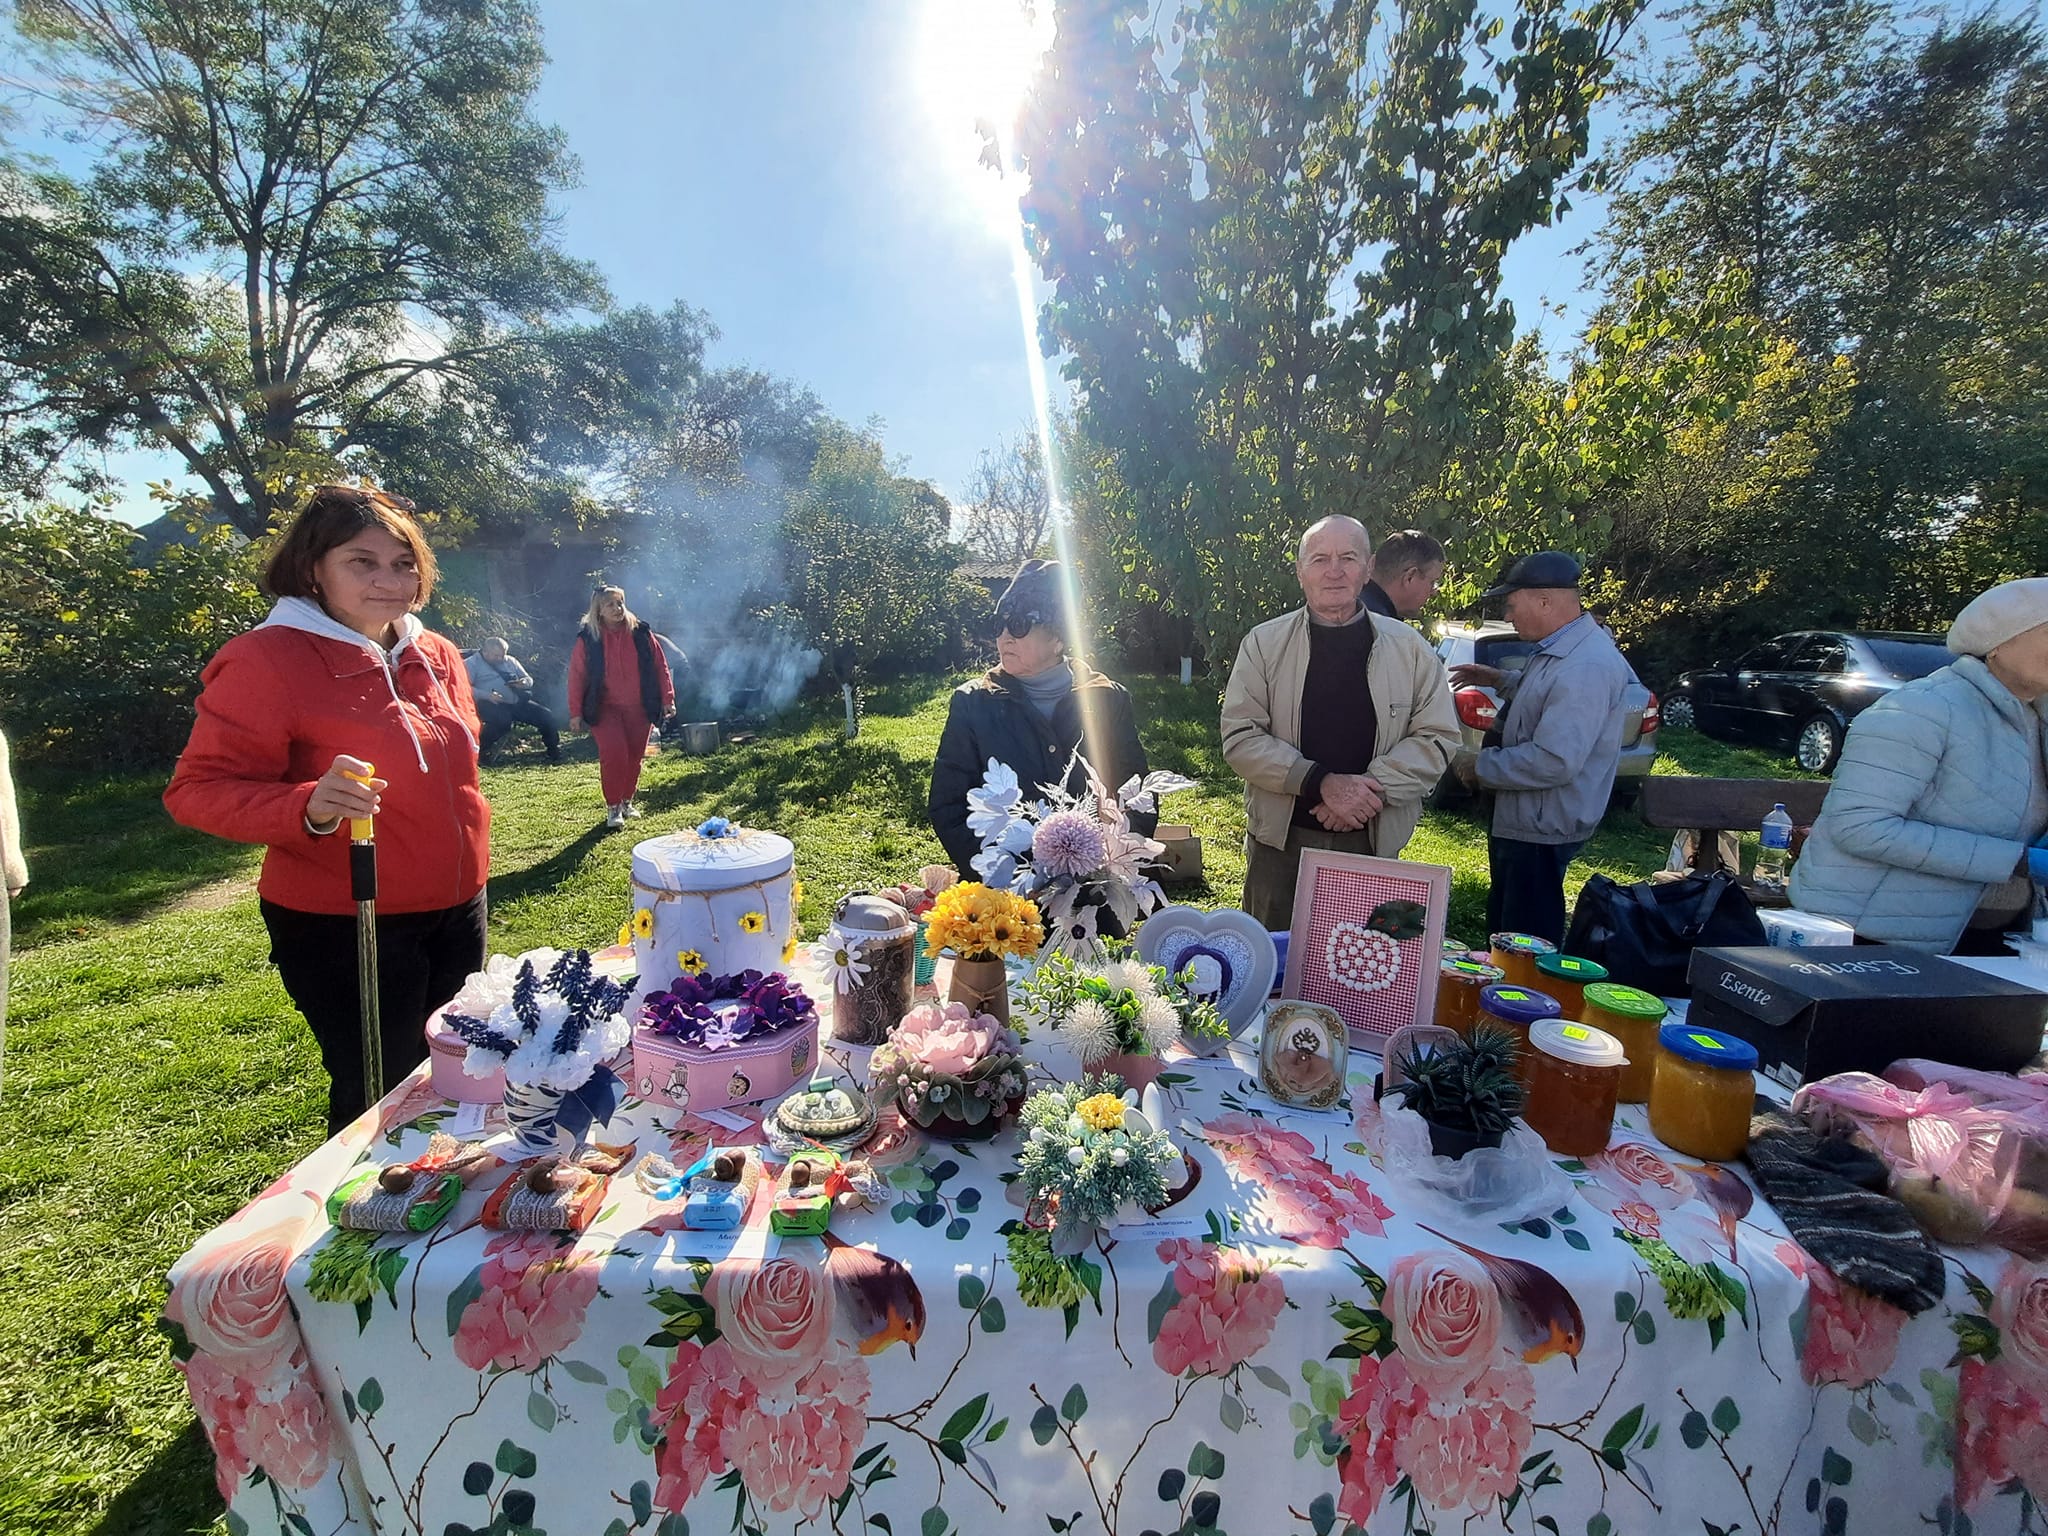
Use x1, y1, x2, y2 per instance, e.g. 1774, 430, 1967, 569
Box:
1222, 516, 1459, 929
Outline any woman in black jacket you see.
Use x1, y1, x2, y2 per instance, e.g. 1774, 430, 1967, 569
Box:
927, 560, 1154, 877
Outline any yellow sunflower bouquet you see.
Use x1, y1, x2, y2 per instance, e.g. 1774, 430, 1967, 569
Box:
922, 881, 1044, 962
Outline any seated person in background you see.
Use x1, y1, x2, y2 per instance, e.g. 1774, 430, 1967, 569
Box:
1362, 528, 1446, 623
465, 636, 560, 763
1792, 578, 2048, 954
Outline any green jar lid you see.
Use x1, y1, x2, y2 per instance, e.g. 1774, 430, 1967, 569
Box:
1582, 981, 1668, 1019
1536, 953, 1609, 983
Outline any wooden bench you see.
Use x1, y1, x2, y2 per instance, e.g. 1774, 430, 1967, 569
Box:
1635, 777, 1830, 883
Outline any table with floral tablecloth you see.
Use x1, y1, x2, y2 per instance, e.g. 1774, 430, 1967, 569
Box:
166, 1037, 2048, 1536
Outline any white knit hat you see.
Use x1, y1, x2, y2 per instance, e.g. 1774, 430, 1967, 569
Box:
1947, 578, 2048, 656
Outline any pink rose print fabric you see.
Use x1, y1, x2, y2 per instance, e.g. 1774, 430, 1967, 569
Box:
1152, 1239, 1286, 1377
1775, 1239, 1906, 1389
1201, 1112, 1391, 1247
452, 1230, 602, 1373
1957, 1262, 2048, 1511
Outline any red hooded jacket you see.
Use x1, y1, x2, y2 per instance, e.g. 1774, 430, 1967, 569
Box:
166, 605, 490, 916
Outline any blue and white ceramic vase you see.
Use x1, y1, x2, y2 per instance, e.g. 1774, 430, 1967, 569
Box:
502, 1079, 567, 1156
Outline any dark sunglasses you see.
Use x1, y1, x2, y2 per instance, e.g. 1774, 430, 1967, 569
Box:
998, 609, 1048, 639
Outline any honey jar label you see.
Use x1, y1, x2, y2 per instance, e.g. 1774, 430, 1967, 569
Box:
1562, 1025, 1590, 1041
1497, 989, 1531, 1002
1688, 1032, 1725, 1051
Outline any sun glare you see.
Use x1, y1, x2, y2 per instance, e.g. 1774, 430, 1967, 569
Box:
915, 0, 1052, 227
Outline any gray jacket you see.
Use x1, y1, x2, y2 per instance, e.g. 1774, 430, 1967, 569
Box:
1473, 613, 1632, 845
464, 650, 532, 706
1790, 656, 2047, 952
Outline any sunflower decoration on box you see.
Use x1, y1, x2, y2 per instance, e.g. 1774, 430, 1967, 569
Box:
967, 753, 1195, 958
1013, 1075, 1187, 1254
868, 1001, 1029, 1140
1014, 942, 1227, 1085
919, 880, 1043, 1026
441, 949, 632, 1156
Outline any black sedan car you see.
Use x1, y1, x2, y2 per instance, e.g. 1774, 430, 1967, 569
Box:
1663, 630, 1951, 772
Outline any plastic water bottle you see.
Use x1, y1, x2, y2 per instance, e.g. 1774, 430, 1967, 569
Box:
1754, 803, 1794, 891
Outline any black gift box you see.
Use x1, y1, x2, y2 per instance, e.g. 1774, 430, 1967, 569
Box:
1685, 945, 2048, 1088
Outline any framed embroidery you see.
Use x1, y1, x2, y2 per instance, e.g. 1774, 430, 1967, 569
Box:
1280, 851, 1453, 1046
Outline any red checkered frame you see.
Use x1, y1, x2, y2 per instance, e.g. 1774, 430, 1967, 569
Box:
1278, 851, 1453, 1047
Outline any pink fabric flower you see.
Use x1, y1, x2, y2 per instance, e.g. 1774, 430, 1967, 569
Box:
169, 1199, 318, 1377
1203, 1114, 1393, 1246
1775, 1241, 1906, 1389
885, 1001, 1019, 1078
1334, 1353, 1416, 1526
1152, 1240, 1286, 1377
654, 1338, 754, 1512
452, 1230, 601, 1373
720, 1347, 872, 1515
1385, 1252, 1503, 1394
1587, 1141, 1694, 1210
1611, 1200, 1662, 1239
708, 1256, 836, 1397
1992, 1261, 2048, 1402
1957, 1357, 2048, 1509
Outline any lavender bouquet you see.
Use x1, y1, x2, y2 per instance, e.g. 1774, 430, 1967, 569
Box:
442, 949, 632, 1146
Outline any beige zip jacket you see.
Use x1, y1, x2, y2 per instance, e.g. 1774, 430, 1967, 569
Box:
1221, 607, 1459, 854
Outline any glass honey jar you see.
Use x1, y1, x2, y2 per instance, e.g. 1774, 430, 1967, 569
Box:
1476, 984, 1561, 1086
1533, 953, 1608, 1021
1523, 1020, 1627, 1157
1436, 958, 1505, 1039
1581, 982, 1668, 1103
1648, 1023, 1760, 1162
1489, 931, 1557, 991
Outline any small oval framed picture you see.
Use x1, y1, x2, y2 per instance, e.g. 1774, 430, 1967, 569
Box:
1258, 1001, 1349, 1110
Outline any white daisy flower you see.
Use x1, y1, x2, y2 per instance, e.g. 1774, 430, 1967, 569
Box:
1062, 998, 1117, 1063
1137, 994, 1181, 1055
813, 930, 870, 994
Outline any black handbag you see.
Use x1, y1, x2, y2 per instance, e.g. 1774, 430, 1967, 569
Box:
1563, 872, 1767, 997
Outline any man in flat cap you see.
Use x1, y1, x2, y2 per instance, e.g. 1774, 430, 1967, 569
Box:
1221, 515, 1459, 929
1450, 551, 1634, 942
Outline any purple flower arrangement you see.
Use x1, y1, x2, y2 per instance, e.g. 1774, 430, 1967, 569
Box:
639, 968, 818, 1050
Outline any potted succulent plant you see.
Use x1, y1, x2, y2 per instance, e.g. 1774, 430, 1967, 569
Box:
1386, 1024, 1526, 1160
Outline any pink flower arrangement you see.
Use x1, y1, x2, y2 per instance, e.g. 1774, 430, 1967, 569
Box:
869, 1002, 1027, 1131
1152, 1239, 1287, 1377
452, 1230, 602, 1373
1334, 1350, 1534, 1520
1384, 1252, 1502, 1394
707, 1257, 837, 1398
1774, 1240, 1906, 1389
1201, 1113, 1393, 1248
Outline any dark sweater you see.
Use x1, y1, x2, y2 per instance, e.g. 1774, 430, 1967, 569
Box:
1294, 610, 1379, 826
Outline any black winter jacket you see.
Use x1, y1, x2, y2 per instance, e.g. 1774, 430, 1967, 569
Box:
927, 665, 1155, 876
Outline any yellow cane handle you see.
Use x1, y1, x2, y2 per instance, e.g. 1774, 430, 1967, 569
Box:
342, 764, 375, 842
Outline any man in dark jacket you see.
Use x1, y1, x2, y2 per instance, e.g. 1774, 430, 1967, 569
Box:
927, 560, 1154, 876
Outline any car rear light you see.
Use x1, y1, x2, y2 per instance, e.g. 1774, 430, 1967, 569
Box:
1642, 693, 1661, 733
1454, 688, 1497, 731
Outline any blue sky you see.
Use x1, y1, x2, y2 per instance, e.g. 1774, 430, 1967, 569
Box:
90, 0, 1639, 522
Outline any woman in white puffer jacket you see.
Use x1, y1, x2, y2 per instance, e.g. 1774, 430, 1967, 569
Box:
1791, 579, 2048, 953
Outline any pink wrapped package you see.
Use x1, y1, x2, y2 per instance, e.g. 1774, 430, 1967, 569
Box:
1794, 1067, 2048, 1257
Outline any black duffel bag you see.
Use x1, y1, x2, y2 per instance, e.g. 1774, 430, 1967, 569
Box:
1563, 871, 1767, 997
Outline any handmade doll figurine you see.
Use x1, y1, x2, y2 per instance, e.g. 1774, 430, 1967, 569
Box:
328, 1132, 491, 1233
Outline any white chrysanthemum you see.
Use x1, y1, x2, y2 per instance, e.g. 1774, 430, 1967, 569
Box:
1136, 994, 1181, 1055
1101, 959, 1156, 999
1062, 998, 1117, 1063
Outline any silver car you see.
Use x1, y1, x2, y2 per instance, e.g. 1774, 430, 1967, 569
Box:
1431, 621, 1659, 807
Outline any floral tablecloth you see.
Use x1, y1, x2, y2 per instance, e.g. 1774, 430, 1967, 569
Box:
167, 1040, 2048, 1536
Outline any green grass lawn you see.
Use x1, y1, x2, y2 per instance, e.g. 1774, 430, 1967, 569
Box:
0, 677, 1801, 1534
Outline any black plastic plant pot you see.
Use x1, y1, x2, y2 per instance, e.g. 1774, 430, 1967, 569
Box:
1423, 1115, 1505, 1160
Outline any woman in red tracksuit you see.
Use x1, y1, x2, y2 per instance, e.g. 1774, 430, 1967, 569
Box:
567, 585, 674, 830
166, 486, 489, 1135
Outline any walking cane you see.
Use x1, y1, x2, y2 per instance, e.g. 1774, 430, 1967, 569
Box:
343, 764, 384, 1105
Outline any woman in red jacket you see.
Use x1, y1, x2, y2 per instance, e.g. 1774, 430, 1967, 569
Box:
567, 585, 673, 830
166, 486, 489, 1135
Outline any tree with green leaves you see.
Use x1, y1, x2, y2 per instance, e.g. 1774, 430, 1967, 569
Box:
1016, 0, 1643, 661
0, 0, 702, 535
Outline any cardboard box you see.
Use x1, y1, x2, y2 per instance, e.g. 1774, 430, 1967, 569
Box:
1154, 824, 1204, 882
1686, 944, 2048, 1088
